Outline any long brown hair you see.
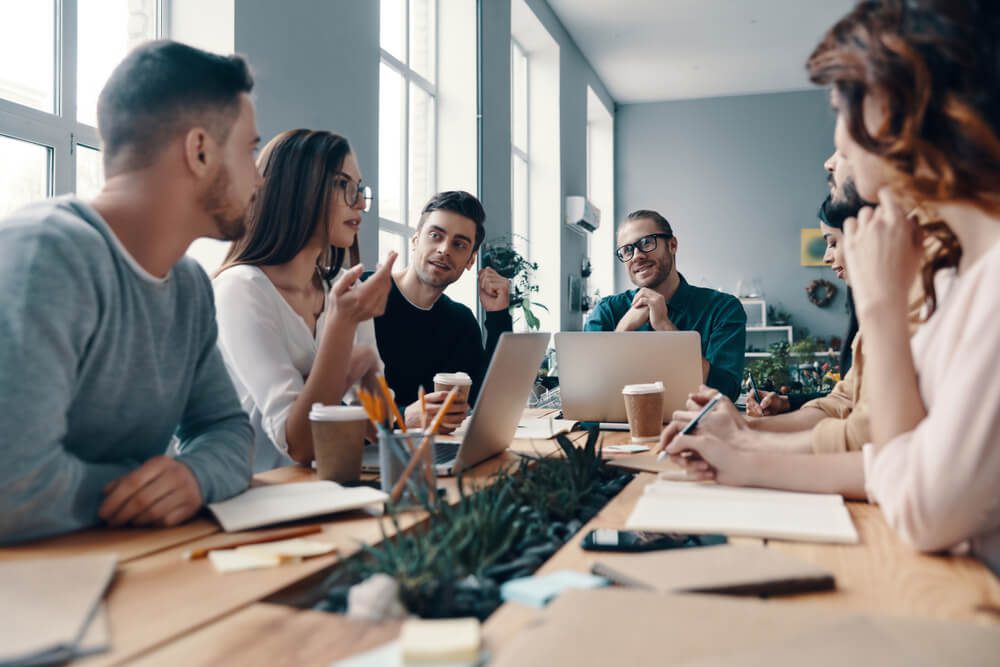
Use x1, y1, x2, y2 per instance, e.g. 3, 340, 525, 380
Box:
218, 129, 361, 281
807, 0, 1000, 314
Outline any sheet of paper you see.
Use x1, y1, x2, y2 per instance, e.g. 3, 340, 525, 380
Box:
514, 417, 574, 440
626, 480, 859, 543
237, 538, 336, 559
602, 444, 650, 454
207, 481, 388, 532
0, 554, 117, 666
400, 618, 480, 664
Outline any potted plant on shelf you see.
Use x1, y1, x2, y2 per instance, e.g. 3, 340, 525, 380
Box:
480, 235, 548, 330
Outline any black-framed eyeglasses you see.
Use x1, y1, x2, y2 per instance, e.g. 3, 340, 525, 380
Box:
334, 173, 374, 212
615, 233, 672, 263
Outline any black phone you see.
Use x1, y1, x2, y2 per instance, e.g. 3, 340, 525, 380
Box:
580, 529, 727, 552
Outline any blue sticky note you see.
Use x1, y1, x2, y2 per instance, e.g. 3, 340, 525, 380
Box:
500, 570, 609, 608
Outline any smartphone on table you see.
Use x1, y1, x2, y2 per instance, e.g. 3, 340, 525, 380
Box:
580, 528, 727, 552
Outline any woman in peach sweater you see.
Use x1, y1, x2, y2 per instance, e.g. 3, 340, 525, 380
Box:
663, 0, 1000, 574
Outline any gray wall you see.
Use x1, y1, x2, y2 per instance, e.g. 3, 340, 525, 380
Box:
236, 0, 381, 266
615, 89, 848, 342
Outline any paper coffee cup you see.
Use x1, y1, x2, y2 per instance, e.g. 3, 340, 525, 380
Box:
433, 371, 473, 402
309, 404, 368, 483
622, 382, 665, 444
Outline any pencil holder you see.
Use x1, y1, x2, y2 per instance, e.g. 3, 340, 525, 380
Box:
377, 429, 436, 506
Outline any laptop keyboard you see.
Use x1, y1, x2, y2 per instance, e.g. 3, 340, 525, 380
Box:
434, 441, 461, 464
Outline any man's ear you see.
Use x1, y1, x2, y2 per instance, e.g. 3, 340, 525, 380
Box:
410, 232, 418, 254
183, 127, 214, 178
465, 249, 478, 272
668, 236, 679, 254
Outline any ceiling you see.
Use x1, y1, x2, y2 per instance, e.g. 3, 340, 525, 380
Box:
547, 0, 856, 104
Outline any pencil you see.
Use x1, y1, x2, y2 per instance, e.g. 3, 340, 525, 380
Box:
182, 525, 323, 560
418, 385, 427, 432
390, 386, 457, 503
377, 374, 408, 433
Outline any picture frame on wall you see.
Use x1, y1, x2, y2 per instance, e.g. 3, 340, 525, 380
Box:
800, 228, 826, 267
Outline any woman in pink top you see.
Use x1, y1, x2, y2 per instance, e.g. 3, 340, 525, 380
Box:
667, 0, 1000, 574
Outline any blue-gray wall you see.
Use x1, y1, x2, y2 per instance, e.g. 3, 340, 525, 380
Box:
236, 0, 381, 266
615, 89, 848, 341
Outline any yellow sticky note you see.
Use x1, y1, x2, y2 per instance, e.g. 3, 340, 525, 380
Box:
399, 617, 481, 665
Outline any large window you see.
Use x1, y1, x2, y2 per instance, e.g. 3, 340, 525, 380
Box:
510, 39, 529, 256
0, 0, 159, 213
379, 0, 437, 265
586, 85, 615, 300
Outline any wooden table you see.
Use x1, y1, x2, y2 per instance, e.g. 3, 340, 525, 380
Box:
4, 422, 998, 666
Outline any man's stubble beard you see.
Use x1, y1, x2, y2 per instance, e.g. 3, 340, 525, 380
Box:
199, 164, 247, 242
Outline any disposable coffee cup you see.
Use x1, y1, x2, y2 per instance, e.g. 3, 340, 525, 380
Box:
622, 382, 665, 444
309, 404, 368, 483
433, 371, 473, 402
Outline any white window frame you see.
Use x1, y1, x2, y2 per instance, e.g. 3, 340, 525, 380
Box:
0, 0, 164, 197
379, 0, 438, 264
510, 37, 529, 256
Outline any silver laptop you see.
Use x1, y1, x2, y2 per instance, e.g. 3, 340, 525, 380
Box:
362, 332, 550, 475
555, 331, 703, 423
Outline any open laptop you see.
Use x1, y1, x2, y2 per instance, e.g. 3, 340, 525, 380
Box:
362, 332, 550, 475
555, 331, 703, 423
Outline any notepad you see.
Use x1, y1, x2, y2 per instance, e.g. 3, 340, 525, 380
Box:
625, 480, 859, 543
207, 538, 338, 573
500, 570, 608, 608
0, 554, 117, 666
400, 618, 481, 664
207, 481, 388, 532
514, 416, 575, 439
591, 544, 835, 596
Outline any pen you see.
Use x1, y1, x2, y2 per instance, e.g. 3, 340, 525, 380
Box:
656, 393, 723, 462
747, 372, 762, 403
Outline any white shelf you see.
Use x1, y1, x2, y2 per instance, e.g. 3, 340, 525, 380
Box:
746, 325, 792, 332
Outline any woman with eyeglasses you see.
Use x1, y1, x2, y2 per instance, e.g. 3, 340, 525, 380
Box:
213, 130, 396, 471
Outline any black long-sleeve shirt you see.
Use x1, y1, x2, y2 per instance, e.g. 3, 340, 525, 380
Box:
372, 278, 513, 407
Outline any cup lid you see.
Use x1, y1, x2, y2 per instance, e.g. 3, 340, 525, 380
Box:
309, 403, 369, 422
622, 381, 664, 395
433, 371, 472, 386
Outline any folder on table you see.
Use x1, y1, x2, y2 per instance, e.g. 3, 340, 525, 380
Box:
625, 480, 859, 544
591, 544, 835, 596
0, 554, 117, 666
490, 588, 1000, 667
207, 481, 388, 532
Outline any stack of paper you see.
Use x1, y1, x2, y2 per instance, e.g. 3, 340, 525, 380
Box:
207, 481, 388, 532
500, 570, 608, 608
625, 480, 859, 543
0, 554, 117, 666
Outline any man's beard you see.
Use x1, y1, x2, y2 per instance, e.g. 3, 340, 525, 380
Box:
414, 261, 455, 289
198, 165, 247, 241
632, 254, 672, 289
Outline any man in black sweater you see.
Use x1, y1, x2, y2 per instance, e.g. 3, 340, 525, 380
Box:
372, 191, 512, 432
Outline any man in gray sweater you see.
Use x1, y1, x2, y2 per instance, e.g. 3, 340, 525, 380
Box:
0, 41, 263, 542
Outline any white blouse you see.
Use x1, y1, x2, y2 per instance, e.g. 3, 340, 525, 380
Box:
863, 240, 1000, 575
213, 264, 381, 472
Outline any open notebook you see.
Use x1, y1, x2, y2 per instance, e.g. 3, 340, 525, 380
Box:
207, 481, 387, 532
626, 480, 859, 544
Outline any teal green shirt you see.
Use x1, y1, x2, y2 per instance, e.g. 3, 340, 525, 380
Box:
584, 275, 746, 400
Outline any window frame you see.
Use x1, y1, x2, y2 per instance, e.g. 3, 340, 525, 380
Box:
378, 0, 439, 264
0, 0, 164, 198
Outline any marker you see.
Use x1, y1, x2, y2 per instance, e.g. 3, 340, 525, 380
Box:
656, 393, 723, 462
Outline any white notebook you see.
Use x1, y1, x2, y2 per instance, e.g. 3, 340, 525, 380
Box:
625, 481, 859, 544
0, 555, 116, 666
207, 481, 388, 532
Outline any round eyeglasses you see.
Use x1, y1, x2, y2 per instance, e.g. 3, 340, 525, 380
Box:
615, 233, 672, 263
335, 174, 374, 212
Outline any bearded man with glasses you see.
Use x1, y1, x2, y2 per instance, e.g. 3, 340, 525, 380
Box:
584, 209, 746, 400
